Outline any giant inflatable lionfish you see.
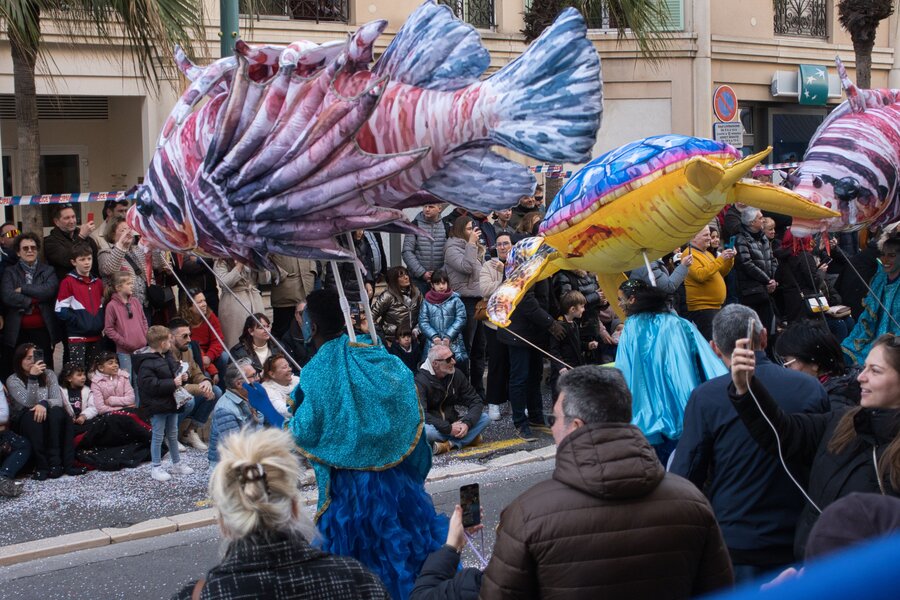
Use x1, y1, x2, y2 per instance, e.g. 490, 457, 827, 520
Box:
127, 0, 604, 267
789, 58, 900, 236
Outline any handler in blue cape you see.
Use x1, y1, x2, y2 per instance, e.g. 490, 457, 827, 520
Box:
615, 279, 727, 463
248, 289, 447, 600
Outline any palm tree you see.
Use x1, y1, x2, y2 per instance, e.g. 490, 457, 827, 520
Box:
1, 0, 205, 233
838, 0, 894, 90
522, 0, 672, 58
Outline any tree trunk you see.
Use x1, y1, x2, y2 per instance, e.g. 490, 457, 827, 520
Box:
852, 38, 875, 90
9, 7, 43, 235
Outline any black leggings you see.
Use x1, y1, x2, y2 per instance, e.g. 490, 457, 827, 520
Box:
16, 406, 75, 471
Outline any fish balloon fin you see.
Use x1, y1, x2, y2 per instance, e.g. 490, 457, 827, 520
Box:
483, 7, 602, 163
595, 272, 628, 321
422, 147, 535, 212
487, 238, 561, 328
836, 56, 866, 113
373, 0, 489, 90
718, 147, 772, 189
732, 181, 841, 219
684, 157, 724, 195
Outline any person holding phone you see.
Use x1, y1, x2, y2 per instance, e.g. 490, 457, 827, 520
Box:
684, 224, 737, 340
6, 343, 85, 480
410, 503, 484, 600
1, 232, 60, 377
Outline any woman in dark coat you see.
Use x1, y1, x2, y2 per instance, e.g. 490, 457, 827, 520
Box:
175, 428, 389, 600
730, 332, 900, 559
0, 233, 60, 375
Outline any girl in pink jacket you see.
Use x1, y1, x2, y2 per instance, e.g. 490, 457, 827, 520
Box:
89, 352, 136, 414
103, 272, 148, 382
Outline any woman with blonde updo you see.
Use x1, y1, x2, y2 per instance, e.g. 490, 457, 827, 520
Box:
175, 428, 389, 599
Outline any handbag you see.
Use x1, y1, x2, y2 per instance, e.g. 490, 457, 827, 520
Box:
147, 284, 175, 309
474, 298, 489, 321
802, 292, 830, 315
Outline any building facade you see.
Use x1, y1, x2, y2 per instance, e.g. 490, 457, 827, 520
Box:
0, 0, 897, 232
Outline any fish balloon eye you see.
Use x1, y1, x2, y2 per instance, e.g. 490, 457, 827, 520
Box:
813, 176, 823, 189
835, 177, 861, 201
136, 187, 155, 216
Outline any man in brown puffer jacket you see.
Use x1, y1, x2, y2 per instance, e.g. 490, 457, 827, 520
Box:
480, 366, 734, 599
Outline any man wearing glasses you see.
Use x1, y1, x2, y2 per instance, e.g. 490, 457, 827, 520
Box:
414, 344, 490, 455
43, 204, 99, 282
0, 233, 60, 376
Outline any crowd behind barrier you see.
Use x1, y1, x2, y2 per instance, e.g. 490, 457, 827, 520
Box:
1, 190, 899, 600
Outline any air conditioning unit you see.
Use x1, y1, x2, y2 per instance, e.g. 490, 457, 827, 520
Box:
771, 70, 842, 99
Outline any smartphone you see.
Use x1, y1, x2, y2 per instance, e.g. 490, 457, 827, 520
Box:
460, 483, 481, 527
724, 235, 737, 250
87, 212, 95, 223
32, 349, 44, 364
746, 317, 758, 349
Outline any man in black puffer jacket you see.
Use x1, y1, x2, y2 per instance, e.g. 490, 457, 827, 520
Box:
415, 344, 489, 455
735, 208, 778, 330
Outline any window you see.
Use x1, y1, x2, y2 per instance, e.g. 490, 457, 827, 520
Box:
439, 0, 494, 30
774, 0, 827, 39
582, 0, 683, 32
239, 0, 349, 23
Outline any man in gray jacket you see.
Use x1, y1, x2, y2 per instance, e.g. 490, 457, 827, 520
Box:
402, 203, 447, 295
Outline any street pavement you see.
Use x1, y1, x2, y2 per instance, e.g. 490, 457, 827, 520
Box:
0, 459, 555, 600
0, 391, 554, 547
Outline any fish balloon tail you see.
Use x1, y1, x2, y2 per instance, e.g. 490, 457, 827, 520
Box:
484, 7, 602, 164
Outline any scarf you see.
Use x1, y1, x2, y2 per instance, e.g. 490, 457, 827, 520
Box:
425, 289, 453, 304
20, 260, 37, 284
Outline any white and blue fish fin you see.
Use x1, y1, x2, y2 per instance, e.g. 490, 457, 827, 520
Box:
422, 146, 536, 212
836, 56, 866, 113
487, 238, 561, 327
372, 0, 489, 90
484, 7, 602, 163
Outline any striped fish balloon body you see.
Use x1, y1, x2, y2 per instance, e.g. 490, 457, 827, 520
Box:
789, 57, 900, 237
486, 134, 841, 327
128, 0, 604, 269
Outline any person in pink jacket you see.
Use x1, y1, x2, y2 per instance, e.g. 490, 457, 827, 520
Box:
103, 272, 148, 383
89, 352, 136, 414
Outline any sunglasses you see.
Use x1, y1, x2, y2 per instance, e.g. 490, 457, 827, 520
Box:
19, 245, 38, 252
125, 304, 133, 319
2, 229, 19, 238
433, 356, 455, 364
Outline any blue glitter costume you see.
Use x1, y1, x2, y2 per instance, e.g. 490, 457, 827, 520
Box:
252, 334, 447, 599
842, 266, 900, 365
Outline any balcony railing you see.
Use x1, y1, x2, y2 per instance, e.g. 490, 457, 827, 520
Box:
774, 0, 827, 38
582, 0, 619, 30
439, 0, 494, 30
239, 0, 349, 23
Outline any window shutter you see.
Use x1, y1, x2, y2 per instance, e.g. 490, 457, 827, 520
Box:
659, 0, 683, 31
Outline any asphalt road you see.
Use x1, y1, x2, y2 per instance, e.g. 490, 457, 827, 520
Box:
0, 459, 555, 600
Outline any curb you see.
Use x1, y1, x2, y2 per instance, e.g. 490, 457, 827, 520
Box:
0, 445, 556, 567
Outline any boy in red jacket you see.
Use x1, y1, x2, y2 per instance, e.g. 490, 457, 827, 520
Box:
55, 243, 104, 369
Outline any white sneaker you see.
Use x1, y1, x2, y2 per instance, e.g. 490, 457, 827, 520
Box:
488, 404, 502, 421
182, 430, 208, 451
151, 466, 172, 482
177, 441, 187, 453
170, 463, 194, 476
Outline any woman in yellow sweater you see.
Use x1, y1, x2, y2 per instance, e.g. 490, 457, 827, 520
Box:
685, 225, 736, 339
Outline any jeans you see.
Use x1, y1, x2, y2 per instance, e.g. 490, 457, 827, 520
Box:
177, 386, 221, 427
150, 413, 180, 466
507, 344, 545, 428
425, 413, 491, 449
0, 429, 32, 479
460, 297, 486, 398
484, 327, 509, 405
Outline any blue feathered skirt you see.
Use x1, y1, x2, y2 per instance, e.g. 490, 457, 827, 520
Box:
317, 461, 448, 600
